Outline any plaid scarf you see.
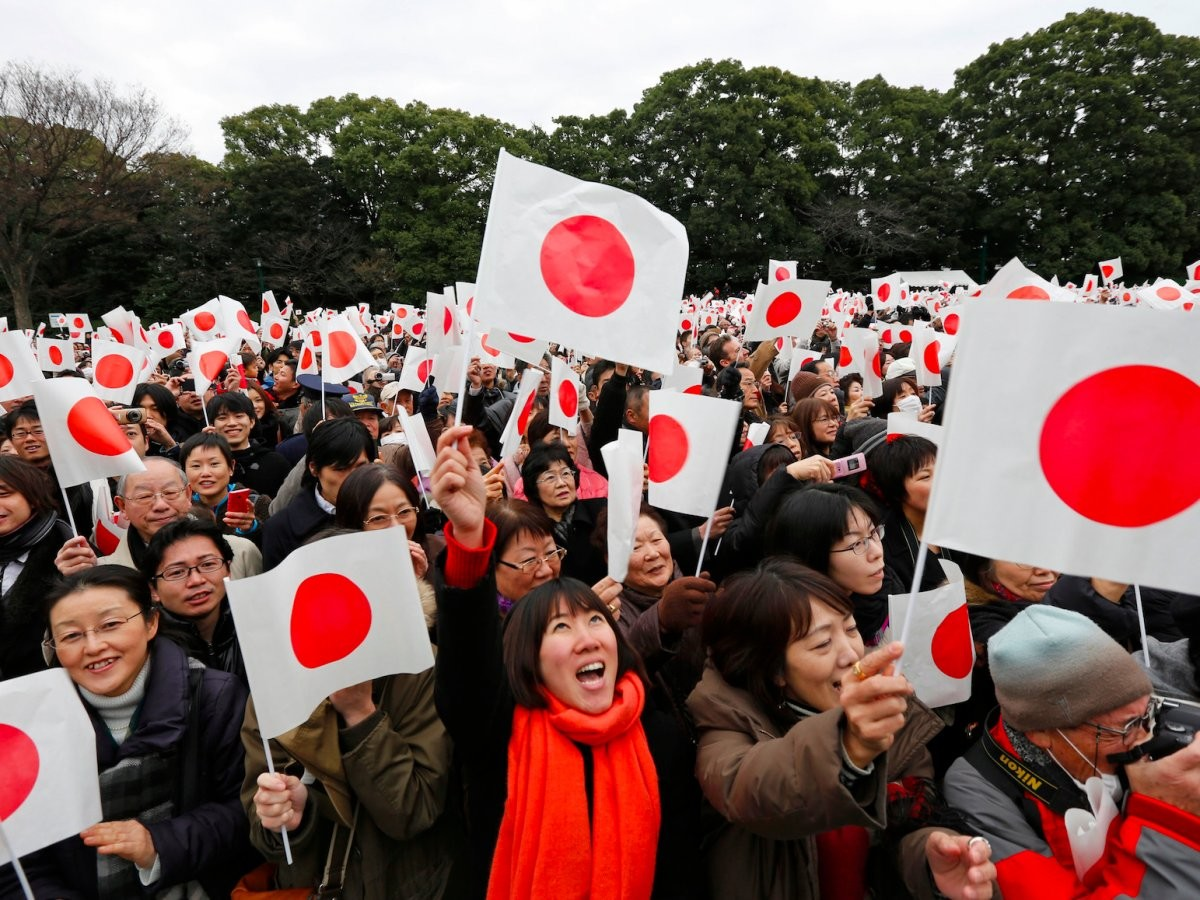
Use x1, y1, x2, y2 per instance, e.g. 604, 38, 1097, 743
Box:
95, 751, 177, 897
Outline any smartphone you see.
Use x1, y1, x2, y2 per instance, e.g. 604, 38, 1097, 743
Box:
180, 378, 196, 393
831, 453, 867, 479
227, 488, 252, 516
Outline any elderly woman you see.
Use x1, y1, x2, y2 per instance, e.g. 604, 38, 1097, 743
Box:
687, 558, 996, 900
430, 424, 704, 899
17, 566, 257, 896
520, 443, 608, 586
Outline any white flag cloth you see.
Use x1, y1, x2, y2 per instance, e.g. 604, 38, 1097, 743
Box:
32, 378, 144, 488
474, 149, 688, 372
1137, 278, 1190, 311
500, 368, 545, 460
260, 290, 281, 318
320, 315, 376, 384
924, 301, 1200, 594
146, 324, 186, 362
218, 295, 262, 353
89, 339, 149, 405
260, 314, 289, 347
0, 331, 43, 402
786, 345, 822, 378
455, 282, 478, 320
472, 330, 516, 370
601, 429, 645, 583
0, 669, 102, 864
887, 581, 974, 707
838, 328, 883, 398
1099, 257, 1123, 285
549, 356, 580, 434
886, 413, 943, 448
189, 338, 236, 397
398, 348, 434, 393
745, 279, 829, 342
647, 391, 741, 518
398, 408, 438, 475
37, 337, 75, 373
768, 259, 797, 282
425, 291, 462, 354
225, 528, 435, 738
431, 345, 468, 395
659, 363, 703, 394
909, 327, 943, 388
181, 298, 224, 341
477, 327, 549, 367
100, 306, 136, 345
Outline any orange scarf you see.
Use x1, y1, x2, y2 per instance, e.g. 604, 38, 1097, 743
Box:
487, 671, 661, 900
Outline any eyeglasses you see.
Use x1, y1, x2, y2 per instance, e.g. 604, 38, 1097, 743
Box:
153, 556, 227, 583
498, 547, 568, 573
123, 487, 188, 506
1085, 698, 1160, 742
812, 416, 836, 425
536, 469, 575, 487
44, 611, 146, 650
9, 427, 45, 441
831, 525, 886, 556
363, 506, 420, 528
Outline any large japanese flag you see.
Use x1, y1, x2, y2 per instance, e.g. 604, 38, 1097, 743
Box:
500, 368, 545, 459
0, 670, 102, 864
32, 379, 145, 488
871, 275, 905, 312
888, 580, 974, 707
181, 298, 224, 341
601, 430, 645, 582
1099, 257, 1123, 285
660, 363, 704, 395
320, 315, 375, 384
745, 279, 829, 342
768, 259, 797, 282
924, 301, 1200, 594
909, 327, 943, 389
65, 313, 93, 335
647, 391, 741, 518
549, 356, 581, 434
225, 527, 435, 738
474, 149, 688, 373
37, 337, 75, 374
0, 331, 43, 402
90, 340, 149, 405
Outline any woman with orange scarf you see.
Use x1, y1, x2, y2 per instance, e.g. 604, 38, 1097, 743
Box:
430, 424, 703, 900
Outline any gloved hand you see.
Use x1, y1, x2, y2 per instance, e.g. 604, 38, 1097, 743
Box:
657, 572, 717, 634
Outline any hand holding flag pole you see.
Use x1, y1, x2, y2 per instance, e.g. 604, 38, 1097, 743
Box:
258, 737, 294, 865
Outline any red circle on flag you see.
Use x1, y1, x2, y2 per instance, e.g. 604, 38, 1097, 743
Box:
396, 307, 408, 319
194, 311, 217, 331
327, 331, 359, 370
877, 283, 891, 303
1101, 264, 1114, 279
774, 266, 789, 281
1186, 302, 1196, 312
680, 318, 693, 332
880, 328, 894, 345
558, 380, 578, 418
95, 354, 134, 389
269, 323, 284, 341
411, 322, 424, 337
683, 384, 703, 396
1007, 285, 1050, 301
923, 342, 941, 375
157, 330, 176, 349
766, 292, 802, 328
943, 312, 960, 335
517, 391, 537, 435
509, 332, 534, 343
871, 351, 882, 378
199, 351, 225, 381
48, 345, 64, 366
417, 359, 434, 382
72, 316, 85, 329
539, 215, 635, 318
0, 355, 14, 388
290, 573, 373, 669
838, 346, 852, 368
261, 300, 271, 315
466, 296, 474, 317
1157, 286, 1182, 302
897, 328, 913, 344
1039, 365, 1200, 526
648, 414, 688, 483
237, 310, 255, 332
300, 348, 314, 371
480, 335, 501, 358
311, 330, 323, 347
931, 605, 973, 679
67, 396, 131, 456
0, 723, 39, 820
110, 330, 126, 344
442, 306, 454, 336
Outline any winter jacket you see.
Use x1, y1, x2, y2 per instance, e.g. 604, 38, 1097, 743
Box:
0, 518, 73, 681
231, 442, 291, 498
1044, 576, 1188, 648
261, 486, 333, 570
945, 713, 1200, 898
160, 599, 247, 686
241, 670, 466, 900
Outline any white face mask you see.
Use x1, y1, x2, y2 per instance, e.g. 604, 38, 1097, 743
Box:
1054, 729, 1124, 802
895, 394, 923, 417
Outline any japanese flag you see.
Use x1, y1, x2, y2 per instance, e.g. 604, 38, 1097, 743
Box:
980, 257, 1068, 303
37, 337, 75, 373
473, 330, 516, 370
261, 290, 281, 318
48, 313, 68, 329
838, 328, 883, 398
600, 429, 645, 582
89, 340, 148, 405
886, 414, 943, 448
477, 327, 548, 367
940, 308, 963, 336
500, 367, 545, 460
225, 528, 435, 738
260, 314, 289, 347
320, 315, 375, 384
296, 331, 320, 377
91, 476, 127, 557
181, 298, 224, 341
390, 304, 419, 339
146, 323, 186, 362
218, 296, 262, 353
100, 306, 136, 345
0, 331, 45, 402
1137, 279, 1190, 311
786, 345, 822, 378
888, 581, 974, 707
455, 282, 478, 320
0, 669, 102, 864
745, 279, 829, 342
871, 275, 904, 312
660, 364, 704, 395
31, 378, 144, 488
189, 338, 235, 397
398, 408, 438, 475
66, 313, 93, 337
474, 149, 688, 373
1099, 257, 1123, 285
424, 291, 462, 354
768, 259, 797, 282
549, 356, 581, 434
647, 391, 741, 518
398, 347, 435, 393
909, 327, 943, 388
924, 301, 1200, 595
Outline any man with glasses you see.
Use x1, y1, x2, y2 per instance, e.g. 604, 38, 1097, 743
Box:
54, 457, 261, 578
4, 400, 93, 539
945, 605, 1200, 897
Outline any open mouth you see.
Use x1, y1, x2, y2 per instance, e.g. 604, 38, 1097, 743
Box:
576, 661, 606, 686
85, 658, 118, 673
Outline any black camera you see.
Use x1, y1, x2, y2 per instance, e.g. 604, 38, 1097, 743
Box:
1109, 699, 1200, 764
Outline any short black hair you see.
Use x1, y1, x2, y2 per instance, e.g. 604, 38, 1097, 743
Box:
205, 390, 257, 424
302, 396, 353, 442
521, 443, 578, 504
140, 516, 234, 584
765, 483, 882, 572
179, 432, 235, 468
46, 564, 158, 625
865, 436, 937, 508
303, 418, 376, 486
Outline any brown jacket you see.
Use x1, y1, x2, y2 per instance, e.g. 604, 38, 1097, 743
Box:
687, 663, 946, 900
241, 669, 465, 899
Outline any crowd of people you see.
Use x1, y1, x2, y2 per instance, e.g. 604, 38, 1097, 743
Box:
1, 301, 1198, 900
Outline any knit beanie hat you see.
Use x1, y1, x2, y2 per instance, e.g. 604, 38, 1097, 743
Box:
989, 605, 1152, 731
788, 371, 825, 405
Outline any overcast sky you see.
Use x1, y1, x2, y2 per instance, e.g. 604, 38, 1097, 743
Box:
5, 1, 1196, 163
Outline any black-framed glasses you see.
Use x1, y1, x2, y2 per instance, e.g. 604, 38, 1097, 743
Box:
1085, 698, 1160, 742
498, 547, 567, 573
363, 506, 420, 529
154, 557, 227, 582
44, 612, 146, 650
830, 525, 886, 557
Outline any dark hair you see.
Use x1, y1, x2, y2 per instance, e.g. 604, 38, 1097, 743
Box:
585, 360, 616, 394
301, 397, 353, 442
791, 397, 837, 452
521, 443, 578, 505
334, 464, 422, 535
46, 564, 158, 624
0, 456, 58, 516
205, 389, 257, 425
503, 578, 646, 709
140, 516, 233, 584
838, 373, 863, 398
764, 482, 882, 572
179, 432, 235, 468
244, 379, 277, 418
871, 376, 920, 419
703, 558, 854, 723
133, 383, 182, 431
525, 410, 564, 448
624, 384, 650, 419
714, 364, 750, 403
5, 400, 39, 432
865, 436, 937, 508
757, 443, 796, 486
303, 418, 376, 486
488, 499, 556, 562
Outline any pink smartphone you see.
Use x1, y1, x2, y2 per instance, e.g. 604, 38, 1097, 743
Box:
831, 453, 867, 479
227, 488, 251, 515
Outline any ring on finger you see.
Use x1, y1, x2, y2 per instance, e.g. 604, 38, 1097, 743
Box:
851, 661, 868, 681
967, 836, 990, 851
